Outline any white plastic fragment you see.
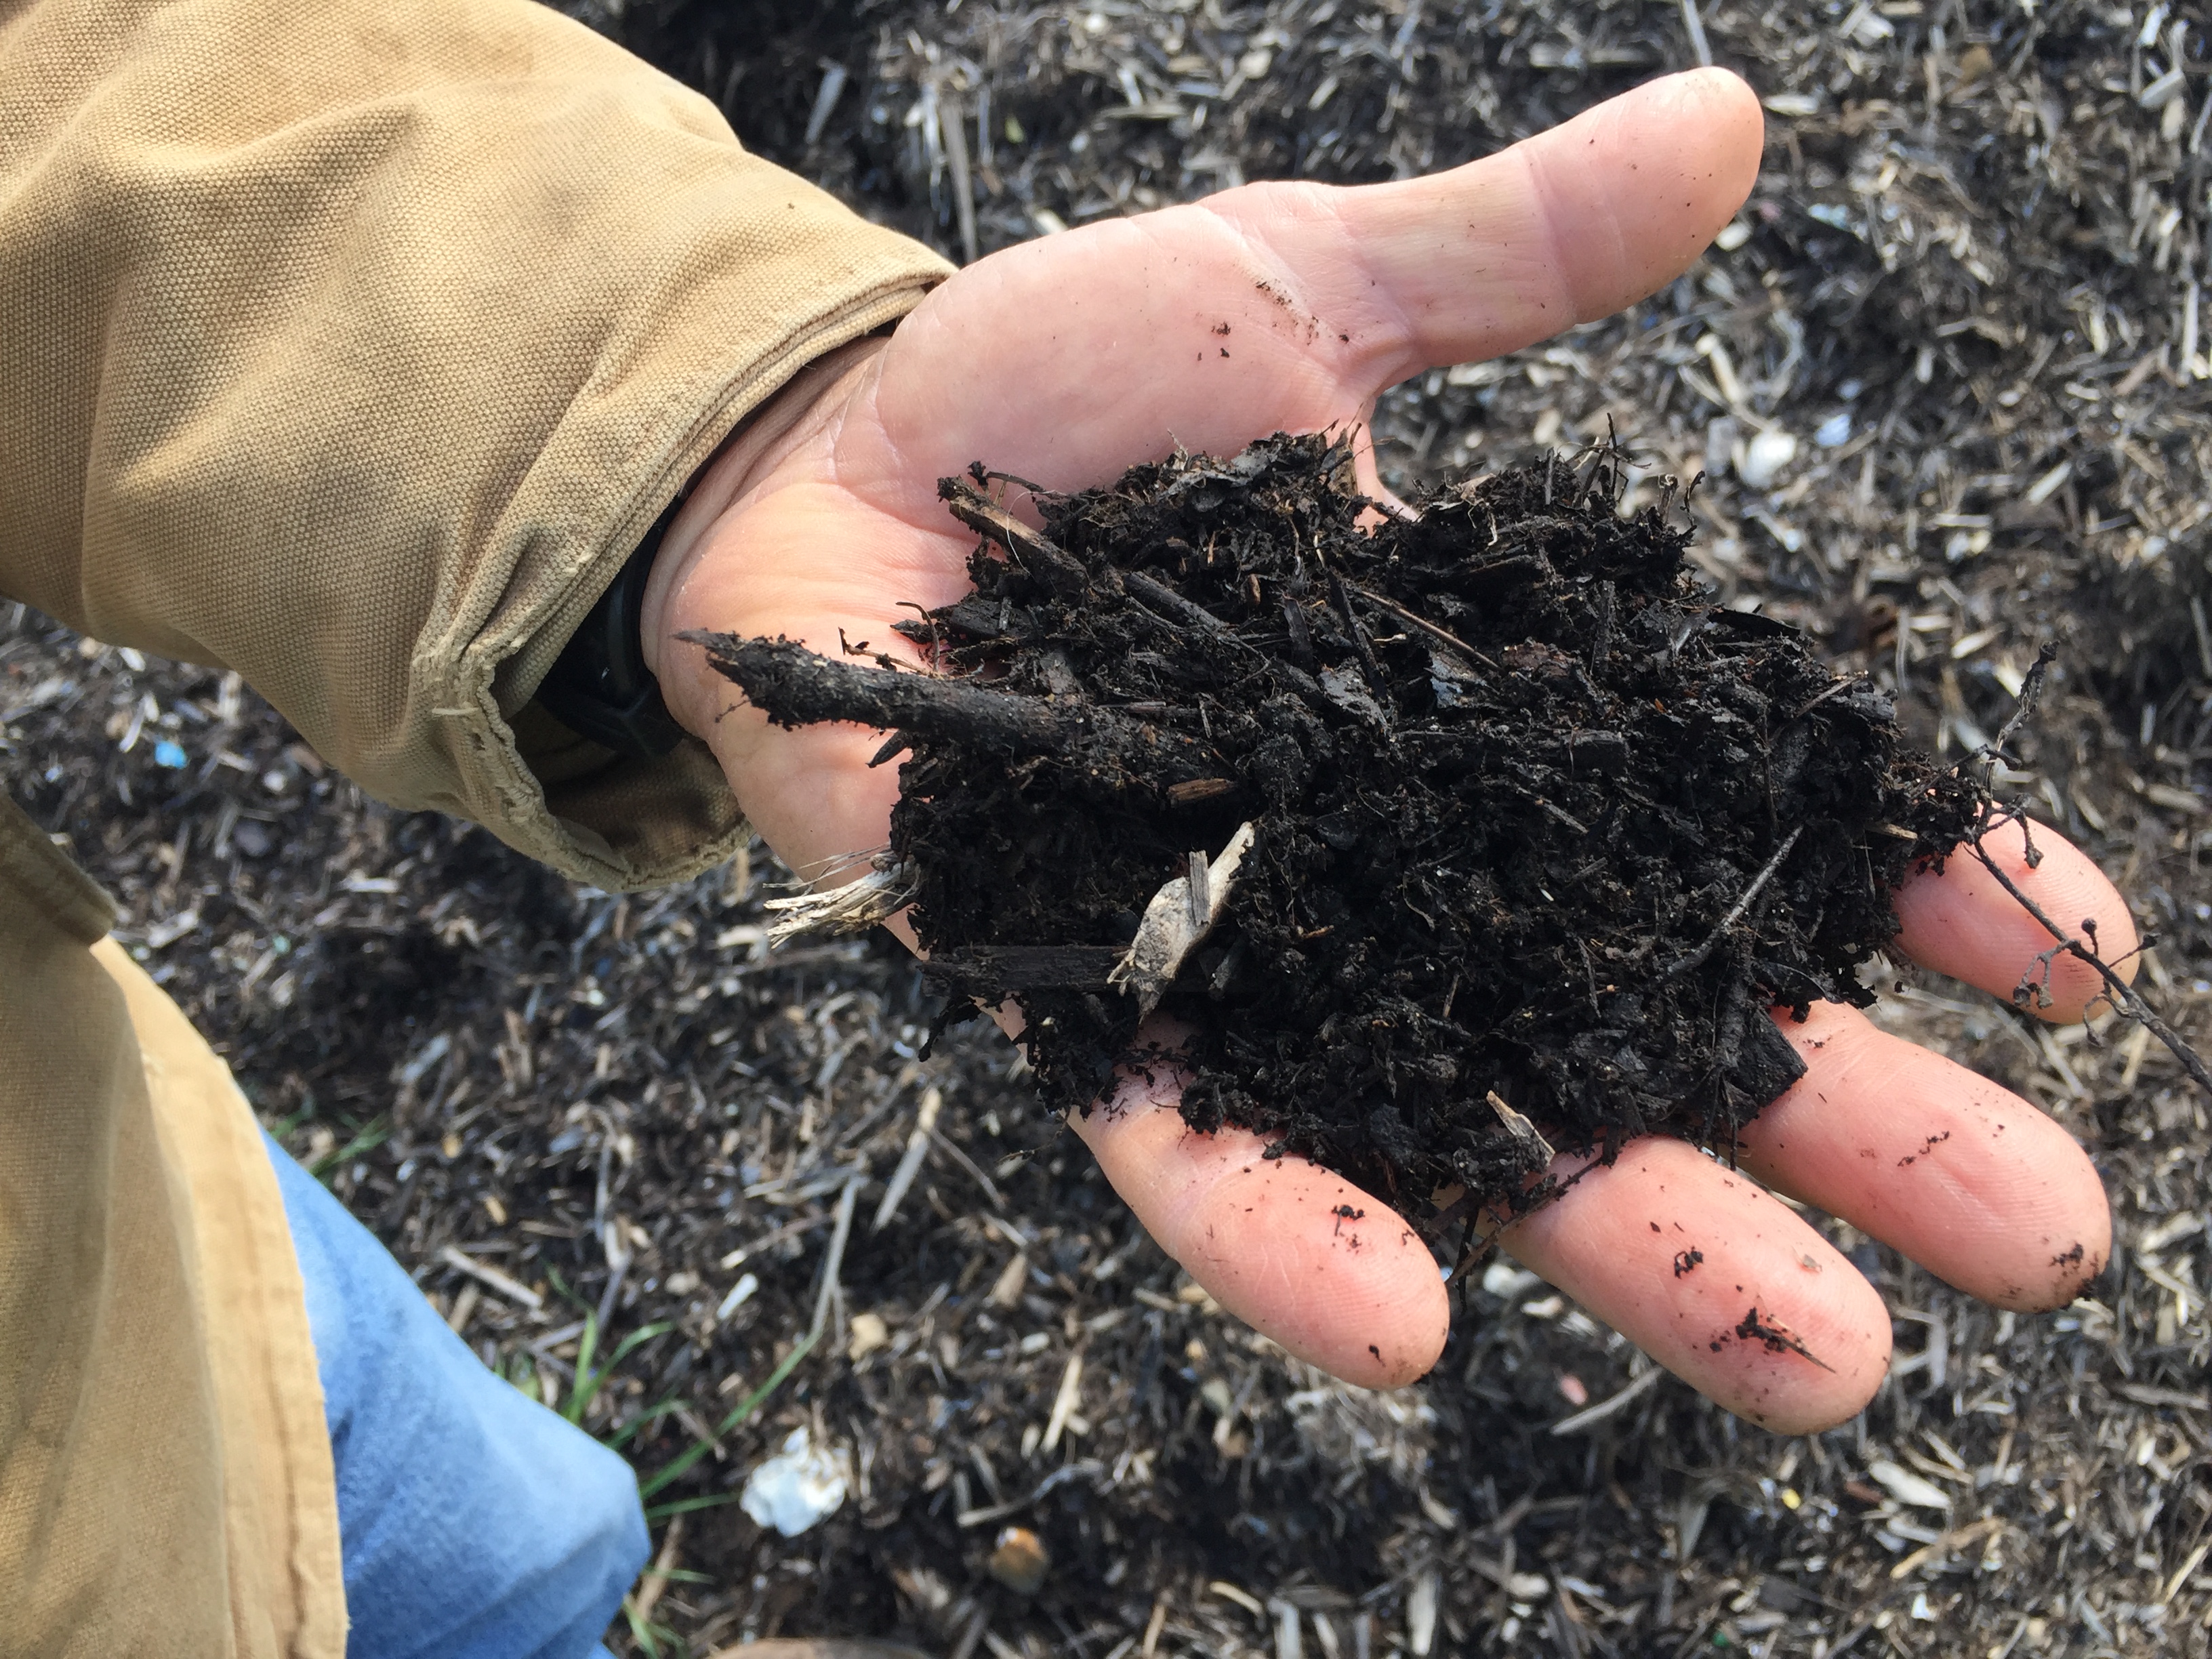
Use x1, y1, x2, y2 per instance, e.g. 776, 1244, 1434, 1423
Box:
1736, 429, 1799, 491
740, 1426, 851, 1537
1481, 1260, 1541, 1299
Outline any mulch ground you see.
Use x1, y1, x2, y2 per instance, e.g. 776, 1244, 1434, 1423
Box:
4, 2, 2207, 1656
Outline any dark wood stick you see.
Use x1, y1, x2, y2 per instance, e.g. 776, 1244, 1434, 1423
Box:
682, 633, 1071, 752
1326, 570, 1395, 711
1981, 642, 2058, 766
682, 632, 1243, 802
924, 945, 1128, 992
1124, 569, 1229, 634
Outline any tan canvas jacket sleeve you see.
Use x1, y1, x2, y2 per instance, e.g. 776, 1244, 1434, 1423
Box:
0, 1, 950, 1650
0, 0, 953, 890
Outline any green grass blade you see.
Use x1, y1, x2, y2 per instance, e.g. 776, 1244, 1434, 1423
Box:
621, 1597, 663, 1659
605, 1395, 683, 1452
561, 1310, 602, 1425
603, 1320, 673, 1369
563, 1317, 672, 1427
635, 1331, 816, 1502
308, 1114, 391, 1181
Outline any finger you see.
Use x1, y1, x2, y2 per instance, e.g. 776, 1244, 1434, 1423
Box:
1496, 1139, 1890, 1433
1741, 1002, 2110, 1310
863, 70, 1763, 490
1214, 66, 1766, 390
1065, 1055, 1450, 1389
1892, 815, 2137, 1023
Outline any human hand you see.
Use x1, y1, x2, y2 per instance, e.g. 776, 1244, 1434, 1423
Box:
640, 67, 2128, 1429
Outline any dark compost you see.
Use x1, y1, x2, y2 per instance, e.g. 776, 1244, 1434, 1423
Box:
695, 434, 1984, 1214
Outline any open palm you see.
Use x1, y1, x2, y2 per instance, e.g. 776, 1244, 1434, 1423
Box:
641, 69, 2127, 1429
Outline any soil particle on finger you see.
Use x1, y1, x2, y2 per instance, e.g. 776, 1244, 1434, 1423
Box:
700, 434, 1983, 1214
1898, 1129, 1952, 1166
1731, 1306, 1835, 1371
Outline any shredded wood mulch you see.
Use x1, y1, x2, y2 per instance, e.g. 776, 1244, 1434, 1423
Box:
5, 2, 2209, 1655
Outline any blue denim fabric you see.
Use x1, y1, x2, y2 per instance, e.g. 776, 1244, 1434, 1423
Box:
263, 1132, 649, 1659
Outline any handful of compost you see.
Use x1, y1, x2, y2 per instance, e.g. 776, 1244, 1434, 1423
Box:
691, 434, 1982, 1215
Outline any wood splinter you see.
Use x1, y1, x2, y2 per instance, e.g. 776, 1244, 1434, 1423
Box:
1486, 1090, 1557, 1166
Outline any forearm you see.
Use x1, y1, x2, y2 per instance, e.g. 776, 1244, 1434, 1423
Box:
0, 0, 948, 888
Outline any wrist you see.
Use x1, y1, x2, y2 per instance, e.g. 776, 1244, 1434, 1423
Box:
640, 335, 887, 736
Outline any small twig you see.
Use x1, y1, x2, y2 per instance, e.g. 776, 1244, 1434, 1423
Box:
1681, 0, 1714, 67
685, 632, 1067, 751
1326, 570, 1394, 707
972, 466, 1050, 499
1662, 827, 1803, 978
1786, 673, 1866, 722
593, 1256, 630, 1333
1960, 642, 2058, 779
628, 1514, 685, 1628
1343, 581, 1502, 670
1550, 1364, 1661, 1436
927, 1124, 1007, 1209
437, 1245, 544, 1311
1965, 824, 2212, 1097
1572, 421, 1624, 504
594, 1136, 631, 1329
1588, 579, 1617, 670
870, 1086, 943, 1233
808, 1168, 865, 1346
687, 632, 1236, 806
896, 600, 944, 668
1125, 568, 1229, 634
940, 89, 979, 265
939, 475, 1087, 592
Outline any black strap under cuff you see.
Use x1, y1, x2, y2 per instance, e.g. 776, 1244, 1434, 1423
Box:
535, 494, 689, 759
